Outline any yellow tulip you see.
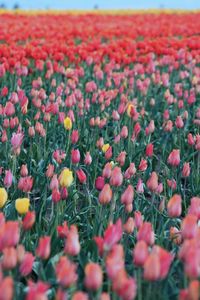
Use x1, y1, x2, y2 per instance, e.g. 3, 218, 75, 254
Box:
102, 144, 110, 153
15, 198, 30, 214
127, 103, 135, 117
0, 188, 8, 208
64, 117, 72, 130
59, 168, 73, 188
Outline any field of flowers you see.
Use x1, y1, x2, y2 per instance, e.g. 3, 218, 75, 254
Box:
0, 10, 200, 300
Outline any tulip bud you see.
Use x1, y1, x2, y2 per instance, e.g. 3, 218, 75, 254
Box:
22, 211, 36, 230
167, 194, 182, 218
52, 188, 61, 203
4, 170, 13, 188
71, 149, 80, 164
167, 149, 180, 167
71, 130, 79, 144
84, 263, 103, 290
36, 236, 51, 260
146, 172, 159, 192
76, 169, 87, 184
123, 217, 135, 233
146, 143, 154, 157
95, 176, 105, 190
133, 240, 148, 266
110, 167, 123, 187
182, 162, 190, 177
99, 184, 112, 205
20, 164, 28, 177
121, 185, 134, 205
84, 152, 92, 165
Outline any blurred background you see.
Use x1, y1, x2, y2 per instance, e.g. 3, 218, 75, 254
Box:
0, 0, 200, 10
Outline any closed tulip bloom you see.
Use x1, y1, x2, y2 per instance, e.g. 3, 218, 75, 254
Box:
102, 143, 110, 153
72, 292, 89, 300
127, 103, 135, 117
146, 143, 154, 157
110, 166, 123, 187
76, 169, 87, 184
22, 211, 35, 231
84, 152, 92, 165
137, 222, 155, 245
50, 174, 59, 190
105, 146, 112, 160
20, 164, 28, 177
188, 197, 200, 219
84, 263, 103, 290
188, 133, 195, 146
4, 170, 13, 188
0, 221, 20, 250
2, 247, 17, 270
56, 256, 77, 288
52, 188, 61, 203
133, 240, 148, 267
19, 252, 35, 276
71, 149, 80, 164
55, 288, 68, 300
112, 270, 137, 300
11, 132, 24, 154
181, 215, 198, 240
170, 227, 182, 245
138, 158, 148, 171
103, 219, 123, 251
26, 281, 49, 300
167, 194, 182, 217
175, 115, 184, 129
124, 163, 136, 179
116, 151, 126, 166
152, 246, 173, 279
71, 130, 79, 144
59, 168, 73, 188
95, 176, 105, 190
61, 187, 68, 200
0, 188, 8, 208
15, 198, 30, 214
64, 117, 72, 130
64, 225, 80, 256
36, 236, 51, 260
99, 184, 112, 205
46, 165, 55, 179
0, 277, 13, 300
125, 203, 133, 213
120, 126, 128, 138
146, 172, 159, 192
99, 293, 110, 300
144, 253, 160, 281
106, 244, 124, 279
182, 162, 190, 177
136, 178, 144, 193
167, 179, 177, 190
134, 211, 143, 229
188, 280, 200, 300
121, 185, 134, 205
102, 162, 112, 178
123, 217, 135, 233
167, 149, 180, 167
18, 176, 33, 193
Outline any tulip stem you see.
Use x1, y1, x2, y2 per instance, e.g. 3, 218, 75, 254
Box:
66, 130, 71, 156
137, 268, 142, 300
109, 191, 117, 223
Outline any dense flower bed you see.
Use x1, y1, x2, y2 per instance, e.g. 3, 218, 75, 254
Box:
0, 11, 200, 300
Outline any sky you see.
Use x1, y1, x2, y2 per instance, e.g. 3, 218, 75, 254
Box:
2, 0, 200, 9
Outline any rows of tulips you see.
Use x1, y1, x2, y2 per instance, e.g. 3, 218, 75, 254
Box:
0, 11, 200, 300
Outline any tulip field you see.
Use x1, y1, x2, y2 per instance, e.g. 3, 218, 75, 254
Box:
0, 10, 200, 300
